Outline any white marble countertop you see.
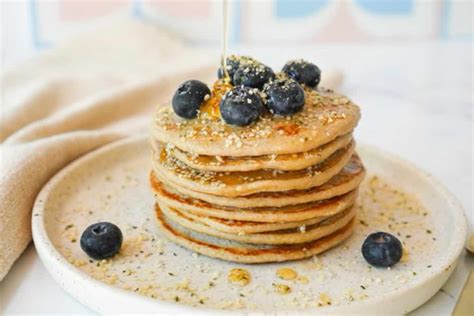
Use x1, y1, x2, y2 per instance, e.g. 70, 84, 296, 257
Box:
0, 42, 472, 315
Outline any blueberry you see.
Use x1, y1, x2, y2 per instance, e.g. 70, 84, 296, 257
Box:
263, 78, 305, 115
220, 86, 264, 126
282, 59, 321, 88
233, 63, 275, 89
172, 80, 210, 119
362, 232, 403, 267
80, 222, 123, 260
217, 55, 255, 83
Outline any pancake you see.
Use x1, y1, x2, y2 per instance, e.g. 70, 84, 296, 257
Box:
151, 174, 358, 223
160, 203, 355, 245
152, 88, 360, 157
150, 153, 365, 208
155, 203, 355, 263
168, 133, 353, 172
156, 204, 329, 234
152, 141, 355, 197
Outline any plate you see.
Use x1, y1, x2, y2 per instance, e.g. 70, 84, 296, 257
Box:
32, 136, 467, 314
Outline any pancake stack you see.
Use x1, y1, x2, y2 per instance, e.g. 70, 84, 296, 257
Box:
150, 85, 365, 263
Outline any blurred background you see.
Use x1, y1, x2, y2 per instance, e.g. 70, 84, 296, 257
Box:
2, 0, 473, 67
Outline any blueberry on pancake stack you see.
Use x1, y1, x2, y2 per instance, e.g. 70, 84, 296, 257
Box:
150, 56, 365, 263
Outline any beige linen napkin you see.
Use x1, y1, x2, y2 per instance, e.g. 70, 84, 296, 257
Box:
0, 20, 216, 281
0, 19, 342, 281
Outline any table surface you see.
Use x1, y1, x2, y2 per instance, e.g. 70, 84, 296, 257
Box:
0, 42, 472, 315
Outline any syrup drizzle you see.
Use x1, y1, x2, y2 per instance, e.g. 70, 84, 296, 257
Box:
220, 0, 230, 83
198, 0, 233, 119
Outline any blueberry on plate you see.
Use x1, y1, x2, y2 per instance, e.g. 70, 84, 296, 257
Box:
217, 55, 256, 83
362, 232, 403, 267
263, 78, 305, 115
172, 80, 210, 119
233, 62, 275, 89
220, 86, 264, 126
80, 222, 123, 260
282, 59, 321, 88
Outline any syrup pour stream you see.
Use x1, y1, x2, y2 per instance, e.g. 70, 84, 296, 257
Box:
199, 0, 232, 119
220, 0, 230, 83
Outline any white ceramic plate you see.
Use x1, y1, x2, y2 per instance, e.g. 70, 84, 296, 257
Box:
32, 136, 467, 315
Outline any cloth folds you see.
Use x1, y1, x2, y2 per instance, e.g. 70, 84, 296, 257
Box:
0, 20, 215, 280
0, 19, 342, 281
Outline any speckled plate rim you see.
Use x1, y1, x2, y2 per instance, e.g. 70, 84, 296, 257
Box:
31, 135, 467, 315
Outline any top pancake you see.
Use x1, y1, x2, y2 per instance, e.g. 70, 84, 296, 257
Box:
152, 87, 360, 157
